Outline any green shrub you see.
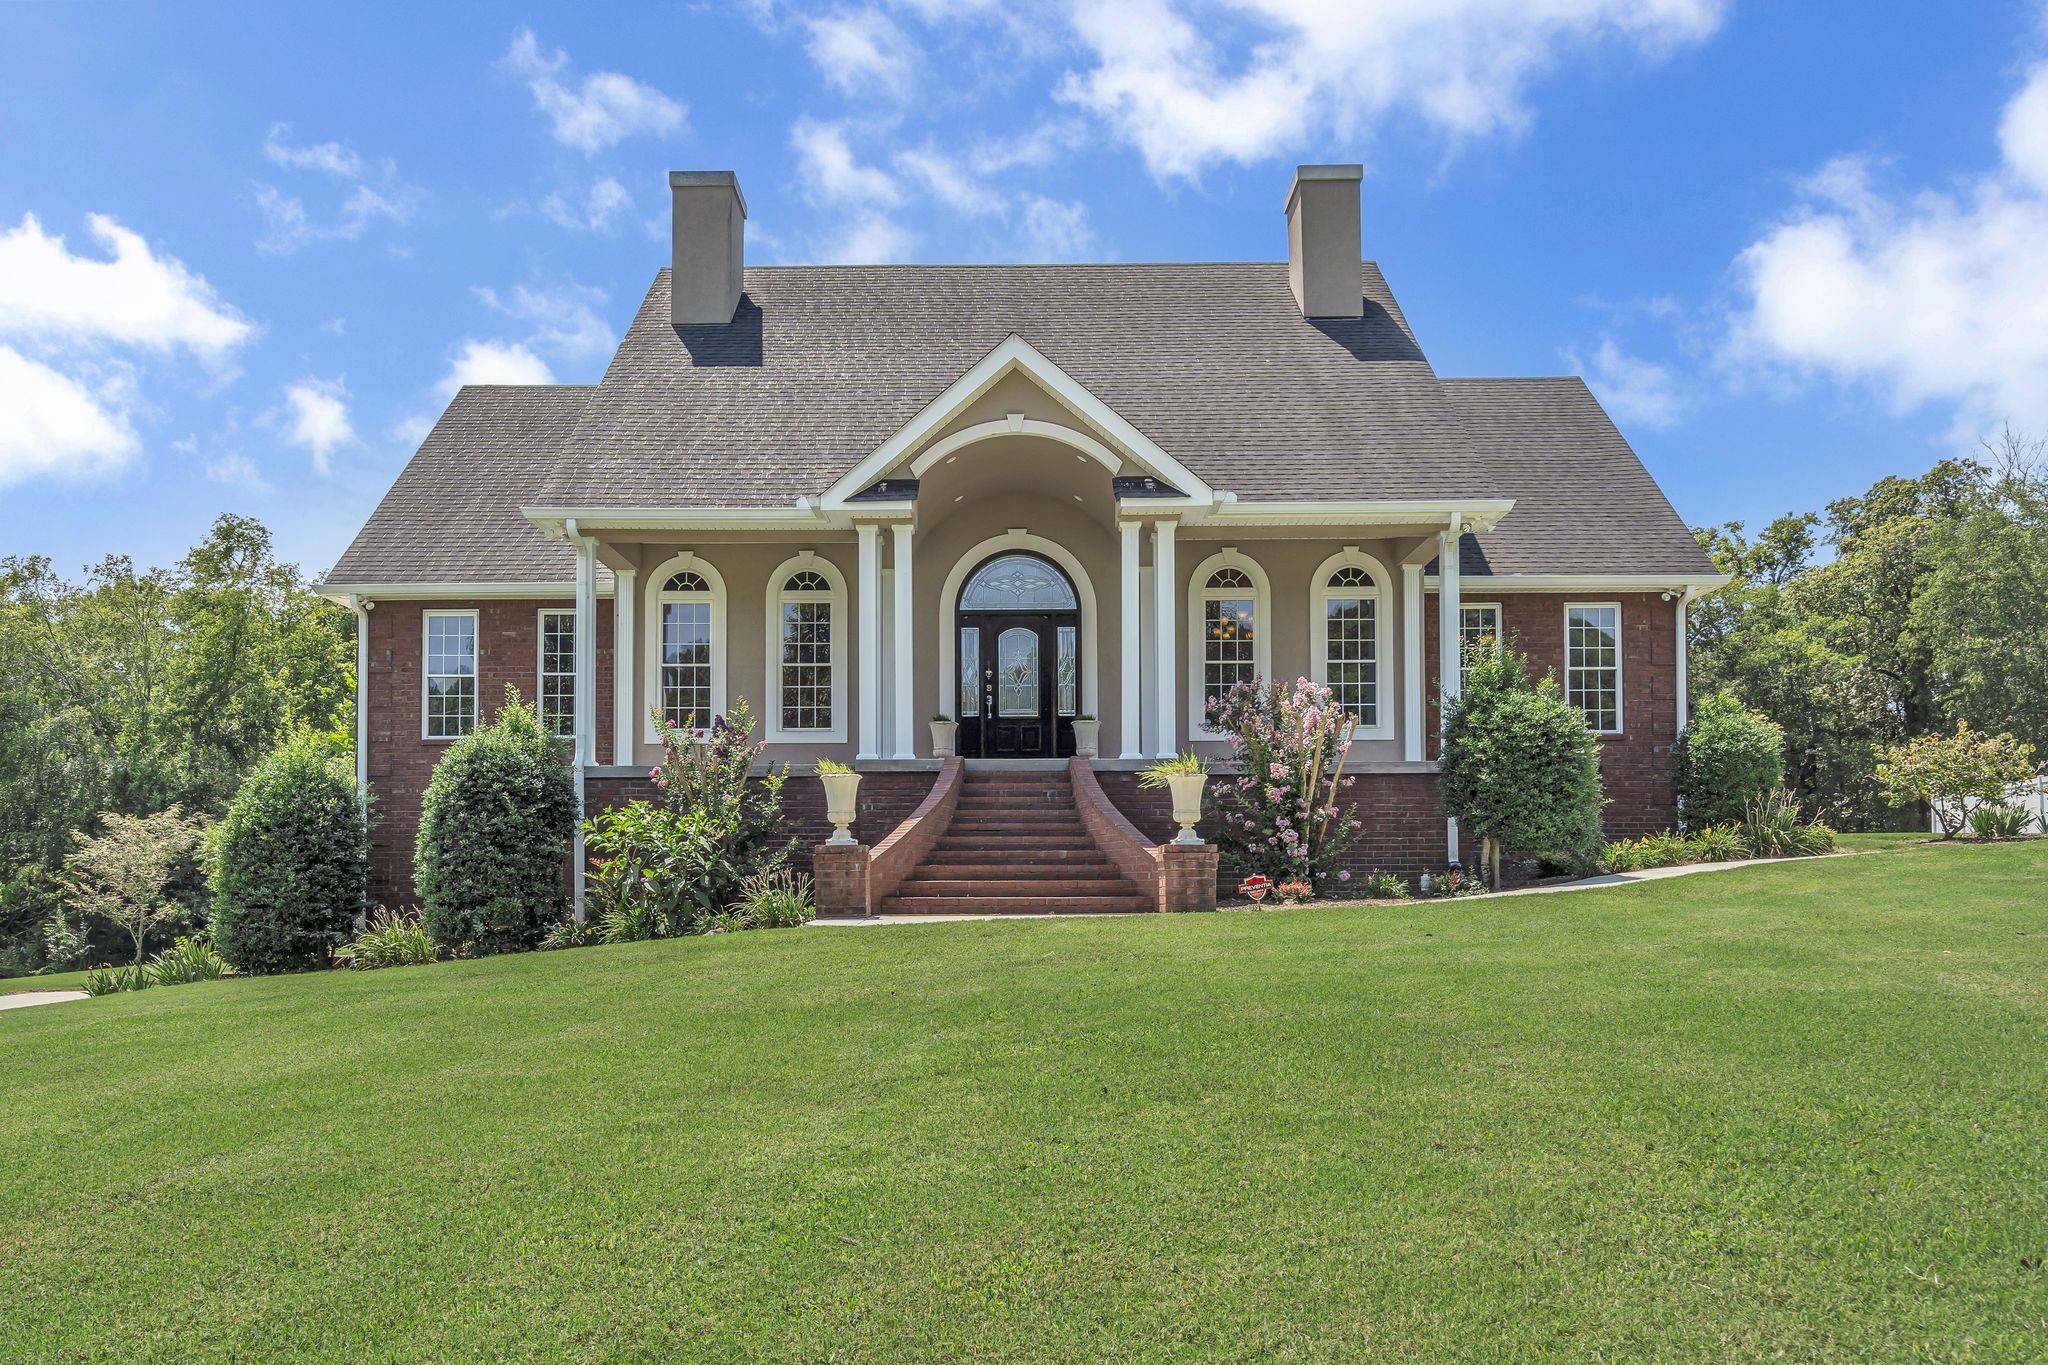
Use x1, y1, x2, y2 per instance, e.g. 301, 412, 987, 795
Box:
1968, 804, 2035, 839
1673, 692, 1786, 830
717, 869, 816, 931
84, 965, 146, 996
539, 915, 603, 951
140, 935, 232, 986
1439, 648, 1605, 889
212, 732, 367, 974
1690, 825, 1746, 862
1740, 790, 1836, 858
1600, 839, 1645, 873
1875, 723, 2038, 838
1356, 870, 1410, 900
416, 692, 576, 955
349, 910, 440, 969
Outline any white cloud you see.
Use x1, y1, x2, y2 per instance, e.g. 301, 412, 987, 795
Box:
541, 177, 633, 232
1016, 194, 1094, 261
204, 450, 270, 493
435, 340, 555, 401
1728, 55, 2048, 439
0, 345, 137, 489
502, 28, 686, 153
895, 146, 1003, 215
1056, 0, 1725, 180
1566, 336, 1686, 427
279, 376, 355, 475
254, 126, 418, 253
791, 117, 902, 205
262, 123, 366, 179
0, 212, 253, 361
475, 280, 616, 362
806, 9, 918, 99
827, 211, 916, 263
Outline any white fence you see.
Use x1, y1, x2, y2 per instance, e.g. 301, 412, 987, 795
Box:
1930, 778, 2048, 834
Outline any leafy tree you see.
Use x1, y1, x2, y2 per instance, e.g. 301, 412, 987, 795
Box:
212, 732, 367, 973
416, 691, 577, 955
1439, 647, 1604, 889
62, 806, 210, 965
1874, 724, 2038, 839
1672, 692, 1785, 829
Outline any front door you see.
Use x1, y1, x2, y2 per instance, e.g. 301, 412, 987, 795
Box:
954, 551, 1082, 759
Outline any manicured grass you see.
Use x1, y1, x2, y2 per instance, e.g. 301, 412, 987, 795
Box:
3, 841, 2044, 1360
0, 967, 95, 995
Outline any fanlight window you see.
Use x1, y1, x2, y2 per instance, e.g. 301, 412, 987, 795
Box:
960, 554, 1077, 611
665, 571, 709, 593
1208, 567, 1254, 590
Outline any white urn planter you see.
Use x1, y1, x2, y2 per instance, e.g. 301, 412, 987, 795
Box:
1167, 772, 1208, 844
1071, 718, 1100, 759
929, 719, 958, 758
819, 770, 863, 845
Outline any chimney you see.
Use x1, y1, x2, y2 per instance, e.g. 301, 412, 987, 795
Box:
669, 171, 747, 326
1284, 164, 1364, 319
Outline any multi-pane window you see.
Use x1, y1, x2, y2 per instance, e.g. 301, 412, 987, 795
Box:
423, 611, 477, 739
538, 609, 575, 738
660, 571, 714, 729
776, 570, 834, 732
1321, 564, 1379, 725
1460, 603, 1502, 654
1565, 603, 1622, 733
1201, 566, 1258, 705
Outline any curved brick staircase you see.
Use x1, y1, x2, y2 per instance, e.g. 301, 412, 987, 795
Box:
878, 768, 1150, 915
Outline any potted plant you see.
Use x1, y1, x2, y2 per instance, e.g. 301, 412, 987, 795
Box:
1139, 753, 1209, 844
816, 759, 861, 845
929, 714, 957, 758
1071, 714, 1100, 759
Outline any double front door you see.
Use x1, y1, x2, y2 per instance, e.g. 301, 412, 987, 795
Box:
957, 612, 1078, 758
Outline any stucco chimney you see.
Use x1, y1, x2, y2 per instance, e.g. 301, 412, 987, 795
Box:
1284, 164, 1364, 319
668, 171, 747, 326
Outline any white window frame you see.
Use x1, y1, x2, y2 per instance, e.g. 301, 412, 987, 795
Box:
1307, 548, 1394, 739
1187, 548, 1272, 740
764, 551, 848, 744
1564, 601, 1624, 735
421, 609, 479, 742
643, 553, 727, 743
536, 607, 576, 739
1459, 602, 1504, 655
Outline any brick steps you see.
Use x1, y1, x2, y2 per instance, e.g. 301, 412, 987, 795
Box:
879, 768, 1142, 916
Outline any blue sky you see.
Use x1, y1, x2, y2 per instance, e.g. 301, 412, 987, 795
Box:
4, 1, 2046, 579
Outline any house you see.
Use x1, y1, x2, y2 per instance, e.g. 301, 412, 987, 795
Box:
323, 164, 1724, 913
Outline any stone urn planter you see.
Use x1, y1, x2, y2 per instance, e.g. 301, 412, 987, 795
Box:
929, 718, 957, 758
1071, 717, 1100, 759
1167, 772, 1208, 844
818, 767, 862, 845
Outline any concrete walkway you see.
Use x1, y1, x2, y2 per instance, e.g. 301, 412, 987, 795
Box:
0, 989, 89, 1011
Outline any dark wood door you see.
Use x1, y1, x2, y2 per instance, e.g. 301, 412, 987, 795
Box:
957, 612, 1076, 758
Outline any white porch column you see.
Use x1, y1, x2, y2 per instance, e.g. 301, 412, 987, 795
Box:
1119, 519, 1143, 759
1437, 516, 1461, 865
571, 527, 599, 919
1152, 518, 1177, 758
856, 523, 882, 760
1675, 588, 1691, 734
890, 521, 916, 759
1401, 564, 1423, 763
612, 568, 636, 767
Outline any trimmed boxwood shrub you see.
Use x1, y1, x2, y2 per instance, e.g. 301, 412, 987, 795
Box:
415, 692, 575, 955
212, 731, 367, 973
1672, 691, 1785, 830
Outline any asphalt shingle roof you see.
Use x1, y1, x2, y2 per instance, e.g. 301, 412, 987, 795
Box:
326, 264, 1715, 586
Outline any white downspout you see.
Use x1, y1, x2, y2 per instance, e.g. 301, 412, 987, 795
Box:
349, 594, 369, 817
566, 519, 598, 921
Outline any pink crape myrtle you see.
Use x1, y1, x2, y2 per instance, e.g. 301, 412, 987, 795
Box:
1206, 676, 1360, 891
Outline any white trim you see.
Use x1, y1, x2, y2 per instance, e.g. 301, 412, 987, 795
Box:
1207, 498, 1514, 531
763, 551, 849, 745
819, 333, 1214, 511
1564, 601, 1625, 736
890, 523, 917, 759
856, 525, 882, 760
643, 553, 728, 743
1421, 573, 1731, 592
1119, 520, 1143, 759
1187, 546, 1272, 741
1400, 565, 1423, 762
420, 608, 479, 742
1675, 587, 1695, 734
1153, 522, 1176, 757
1307, 547, 1394, 740
1437, 521, 1462, 717
321, 581, 613, 602
909, 417, 1123, 478
612, 569, 636, 765
536, 606, 577, 739
936, 530, 1100, 737
521, 507, 828, 535
350, 596, 369, 813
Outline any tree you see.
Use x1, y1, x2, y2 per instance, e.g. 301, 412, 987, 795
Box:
1672, 692, 1785, 829
62, 806, 210, 965
1439, 647, 1605, 889
1874, 724, 2038, 839
212, 731, 368, 973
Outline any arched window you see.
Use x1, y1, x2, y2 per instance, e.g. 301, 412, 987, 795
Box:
1309, 549, 1393, 738
765, 554, 848, 743
644, 555, 727, 739
959, 553, 1078, 610
1187, 550, 1271, 738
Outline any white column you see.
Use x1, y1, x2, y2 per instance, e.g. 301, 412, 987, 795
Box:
1674, 589, 1691, 734
890, 522, 916, 759
1119, 519, 1143, 759
572, 530, 599, 918
1401, 564, 1423, 763
612, 568, 636, 767
856, 523, 882, 760
1437, 517, 1461, 865
1152, 519, 1177, 758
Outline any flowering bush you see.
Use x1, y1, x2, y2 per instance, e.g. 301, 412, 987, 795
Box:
1874, 723, 2037, 839
1275, 879, 1314, 905
1206, 677, 1360, 892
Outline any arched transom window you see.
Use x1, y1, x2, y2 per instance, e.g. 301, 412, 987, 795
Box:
960, 554, 1078, 611
1309, 549, 1393, 738
766, 557, 846, 742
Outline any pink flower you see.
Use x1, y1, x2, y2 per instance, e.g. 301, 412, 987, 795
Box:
1268, 762, 1288, 780
1337, 870, 1351, 882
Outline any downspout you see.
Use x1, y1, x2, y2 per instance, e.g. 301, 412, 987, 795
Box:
348, 594, 370, 818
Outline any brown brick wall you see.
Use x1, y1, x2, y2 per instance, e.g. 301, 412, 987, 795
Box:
581, 769, 936, 877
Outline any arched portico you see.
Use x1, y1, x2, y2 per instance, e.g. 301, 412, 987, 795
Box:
936, 529, 1101, 751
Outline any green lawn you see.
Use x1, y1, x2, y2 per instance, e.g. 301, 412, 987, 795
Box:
1, 967, 96, 995
3, 841, 2043, 1360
